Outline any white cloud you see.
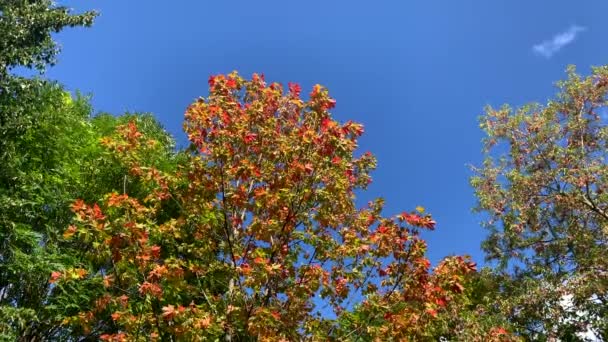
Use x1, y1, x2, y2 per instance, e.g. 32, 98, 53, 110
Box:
532, 25, 586, 58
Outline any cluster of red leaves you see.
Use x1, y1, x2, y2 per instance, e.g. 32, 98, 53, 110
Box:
52, 73, 515, 341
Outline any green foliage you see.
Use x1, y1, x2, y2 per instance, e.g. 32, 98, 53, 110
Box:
0, 82, 89, 339
0, 0, 96, 82
0, 3, 187, 339
473, 65, 608, 340
0, 81, 179, 339
0, 0, 97, 174
8, 1, 607, 340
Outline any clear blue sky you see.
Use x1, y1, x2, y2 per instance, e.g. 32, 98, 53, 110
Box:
47, 0, 608, 266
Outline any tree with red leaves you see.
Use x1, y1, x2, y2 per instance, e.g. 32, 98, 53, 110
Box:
55, 72, 513, 341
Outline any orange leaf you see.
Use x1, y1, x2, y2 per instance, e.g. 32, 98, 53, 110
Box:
49, 271, 62, 284
63, 225, 77, 239
161, 305, 177, 320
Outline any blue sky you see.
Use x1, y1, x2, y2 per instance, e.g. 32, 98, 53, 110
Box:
46, 0, 608, 265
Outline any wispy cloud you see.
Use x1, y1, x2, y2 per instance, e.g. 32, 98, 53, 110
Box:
532, 25, 586, 58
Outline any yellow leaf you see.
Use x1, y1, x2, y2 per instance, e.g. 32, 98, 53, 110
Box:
61, 91, 73, 106
63, 225, 77, 239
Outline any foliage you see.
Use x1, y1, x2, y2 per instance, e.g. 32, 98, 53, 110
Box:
0, 5, 184, 339
0, 82, 92, 340
54, 72, 513, 341
0, 2, 520, 339
0, 0, 96, 84
0, 0, 96, 163
472, 66, 608, 340
0, 80, 179, 340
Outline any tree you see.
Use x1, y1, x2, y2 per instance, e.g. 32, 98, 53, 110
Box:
0, 13, 178, 331
0, 82, 103, 340
0, 79, 179, 340
0, 1, 513, 340
472, 65, 608, 340
0, 0, 96, 83
0, 2, 106, 339
0, 0, 96, 164
56, 72, 513, 341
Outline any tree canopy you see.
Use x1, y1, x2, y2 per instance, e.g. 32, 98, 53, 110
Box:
3, 1, 608, 341
0, 0, 96, 84
51, 73, 509, 341
472, 66, 608, 340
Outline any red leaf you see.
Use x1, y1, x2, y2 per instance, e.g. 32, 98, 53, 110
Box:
310, 84, 322, 97
208, 75, 216, 88
92, 204, 106, 221
321, 118, 332, 131
435, 297, 447, 307
325, 98, 336, 110
49, 271, 62, 284
150, 245, 161, 259
244, 132, 257, 143
71, 199, 86, 212
288, 82, 301, 97
253, 257, 266, 265
452, 282, 465, 294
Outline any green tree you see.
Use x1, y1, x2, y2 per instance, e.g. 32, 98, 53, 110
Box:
0, 4, 180, 335
0, 0, 96, 167
472, 66, 608, 340
0, 81, 179, 339
0, 82, 94, 340
0, 0, 96, 84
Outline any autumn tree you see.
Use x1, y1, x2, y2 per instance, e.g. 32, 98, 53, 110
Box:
472, 66, 608, 340
55, 72, 514, 341
0, 1, 514, 340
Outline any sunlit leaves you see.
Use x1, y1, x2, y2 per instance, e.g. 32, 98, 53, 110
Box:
473, 65, 608, 340
47, 73, 511, 340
